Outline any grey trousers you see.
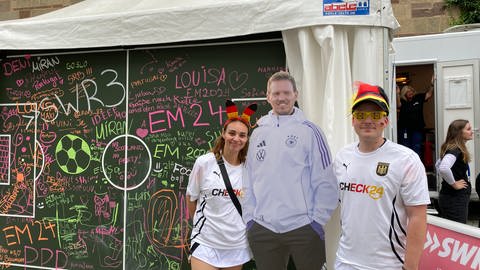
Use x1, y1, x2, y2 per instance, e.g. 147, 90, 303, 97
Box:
247, 222, 326, 270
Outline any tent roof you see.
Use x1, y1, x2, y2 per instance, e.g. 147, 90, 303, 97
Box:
0, 0, 398, 50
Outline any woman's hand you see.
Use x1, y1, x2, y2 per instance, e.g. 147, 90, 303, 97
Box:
451, 179, 468, 190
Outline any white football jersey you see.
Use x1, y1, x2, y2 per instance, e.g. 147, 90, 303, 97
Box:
187, 152, 248, 249
333, 140, 430, 270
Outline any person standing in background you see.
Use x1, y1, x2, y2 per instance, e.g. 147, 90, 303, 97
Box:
186, 100, 256, 270
242, 71, 338, 270
333, 82, 430, 270
437, 119, 473, 224
397, 76, 434, 159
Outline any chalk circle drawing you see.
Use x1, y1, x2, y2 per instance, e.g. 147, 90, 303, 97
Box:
34, 139, 45, 181
102, 134, 152, 191
55, 134, 91, 174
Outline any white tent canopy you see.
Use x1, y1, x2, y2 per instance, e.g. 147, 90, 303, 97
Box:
0, 0, 399, 148
0, 0, 398, 150
0, 0, 398, 50
0, 3, 398, 266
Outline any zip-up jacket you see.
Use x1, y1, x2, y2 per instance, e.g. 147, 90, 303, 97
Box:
242, 108, 338, 233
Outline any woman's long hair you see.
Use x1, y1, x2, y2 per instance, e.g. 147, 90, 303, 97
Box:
211, 120, 250, 163
440, 119, 471, 163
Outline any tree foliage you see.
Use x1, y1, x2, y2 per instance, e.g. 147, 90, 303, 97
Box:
445, 0, 480, 25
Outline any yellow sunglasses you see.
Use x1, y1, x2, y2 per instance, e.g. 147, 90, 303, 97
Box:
352, 111, 387, 120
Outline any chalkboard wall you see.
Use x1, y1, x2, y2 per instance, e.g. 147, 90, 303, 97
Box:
0, 40, 286, 269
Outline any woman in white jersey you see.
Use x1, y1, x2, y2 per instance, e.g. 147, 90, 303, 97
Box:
186, 100, 256, 270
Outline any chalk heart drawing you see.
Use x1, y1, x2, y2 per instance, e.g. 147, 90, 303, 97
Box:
229, 71, 248, 91
136, 128, 148, 139
16, 79, 24, 87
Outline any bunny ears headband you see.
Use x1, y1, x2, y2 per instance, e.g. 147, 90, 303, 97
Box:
224, 100, 257, 128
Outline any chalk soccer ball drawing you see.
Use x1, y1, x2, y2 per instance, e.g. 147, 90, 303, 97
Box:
55, 134, 91, 174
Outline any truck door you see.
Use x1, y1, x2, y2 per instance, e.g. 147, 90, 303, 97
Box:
436, 60, 480, 192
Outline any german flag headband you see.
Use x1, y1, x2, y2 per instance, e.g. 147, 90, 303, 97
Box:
351, 82, 390, 115
224, 100, 257, 128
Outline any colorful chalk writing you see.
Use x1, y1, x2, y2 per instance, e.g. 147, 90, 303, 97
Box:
0, 41, 285, 269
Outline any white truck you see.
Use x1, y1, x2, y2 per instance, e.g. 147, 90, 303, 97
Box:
392, 25, 480, 200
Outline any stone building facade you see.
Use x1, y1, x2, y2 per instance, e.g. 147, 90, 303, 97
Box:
0, 0, 81, 20
0, 0, 460, 37
391, 0, 459, 36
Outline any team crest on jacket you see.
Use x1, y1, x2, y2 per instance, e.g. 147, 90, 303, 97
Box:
376, 162, 390, 176
285, 135, 298, 147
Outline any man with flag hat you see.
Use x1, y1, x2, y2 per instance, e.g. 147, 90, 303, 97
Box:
332, 82, 430, 270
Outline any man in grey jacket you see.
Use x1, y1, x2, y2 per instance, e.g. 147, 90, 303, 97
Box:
242, 71, 338, 270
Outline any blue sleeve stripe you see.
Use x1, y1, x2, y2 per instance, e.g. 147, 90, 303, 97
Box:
303, 120, 331, 169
